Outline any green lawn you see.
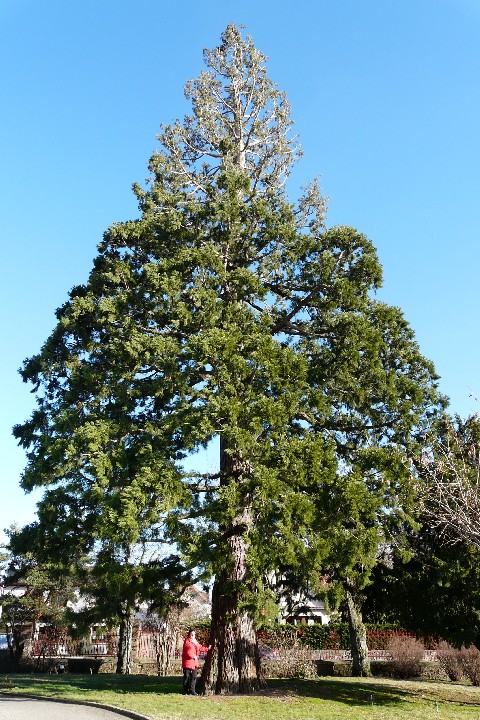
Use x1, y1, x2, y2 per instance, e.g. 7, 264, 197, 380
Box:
2, 674, 480, 720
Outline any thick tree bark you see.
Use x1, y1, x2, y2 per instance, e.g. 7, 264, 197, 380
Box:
198, 439, 262, 694
116, 606, 135, 674
199, 555, 261, 693
345, 588, 371, 677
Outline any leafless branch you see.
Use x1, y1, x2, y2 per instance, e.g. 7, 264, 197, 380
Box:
419, 432, 480, 549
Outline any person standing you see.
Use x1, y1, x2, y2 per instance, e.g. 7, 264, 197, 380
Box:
181, 628, 210, 696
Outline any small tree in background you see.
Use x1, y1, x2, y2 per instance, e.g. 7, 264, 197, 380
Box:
0, 536, 77, 670
8, 523, 189, 675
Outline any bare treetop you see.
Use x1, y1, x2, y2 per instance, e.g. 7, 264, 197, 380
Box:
420, 417, 480, 550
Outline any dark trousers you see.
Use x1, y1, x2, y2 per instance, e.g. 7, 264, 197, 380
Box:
183, 667, 198, 695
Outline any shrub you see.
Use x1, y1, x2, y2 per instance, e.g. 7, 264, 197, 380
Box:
260, 633, 317, 679
387, 636, 425, 679
262, 648, 317, 679
296, 623, 349, 650
436, 641, 464, 682
458, 645, 480, 686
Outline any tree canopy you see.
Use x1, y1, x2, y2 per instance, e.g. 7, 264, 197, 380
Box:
13, 24, 445, 692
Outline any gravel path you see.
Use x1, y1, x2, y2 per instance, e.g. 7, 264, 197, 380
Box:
0, 696, 149, 720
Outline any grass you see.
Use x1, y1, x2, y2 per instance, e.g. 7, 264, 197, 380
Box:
2, 673, 480, 719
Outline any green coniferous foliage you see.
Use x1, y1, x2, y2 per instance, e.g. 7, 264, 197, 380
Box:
300, 304, 447, 675
14, 25, 444, 691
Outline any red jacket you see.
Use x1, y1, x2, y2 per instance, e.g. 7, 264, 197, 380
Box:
182, 636, 209, 669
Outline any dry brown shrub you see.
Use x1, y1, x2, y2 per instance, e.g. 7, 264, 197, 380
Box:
457, 645, 480, 686
386, 635, 425, 678
260, 633, 317, 679
436, 641, 464, 682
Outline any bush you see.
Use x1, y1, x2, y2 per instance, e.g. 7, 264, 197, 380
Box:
261, 648, 317, 679
458, 645, 480, 686
387, 636, 425, 679
436, 641, 464, 682
260, 632, 317, 679
296, 624, 349, 650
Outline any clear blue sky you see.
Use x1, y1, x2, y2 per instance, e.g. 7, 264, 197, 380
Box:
1, 0, 480, 539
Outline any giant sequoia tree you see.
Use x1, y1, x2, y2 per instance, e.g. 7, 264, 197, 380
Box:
14, 25, 444, 692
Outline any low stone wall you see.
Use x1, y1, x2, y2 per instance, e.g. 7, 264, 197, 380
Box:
314, 649, 438, 662
315, 658, 448, 681
0, 648, 184, 676
0, 650, 116, 675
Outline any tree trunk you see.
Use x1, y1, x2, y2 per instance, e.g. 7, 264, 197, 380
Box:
7, 627, 25, 672
116, 606, 135, 674
199, 569, 261, 694
345, 588, 371, 677
154, 615, 178, 676
198, 439, 262, 694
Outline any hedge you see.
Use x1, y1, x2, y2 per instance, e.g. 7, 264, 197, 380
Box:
245, 624, 436, 650
189, 620, 437, 651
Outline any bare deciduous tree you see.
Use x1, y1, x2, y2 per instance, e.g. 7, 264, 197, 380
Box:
419, 416, 480, 549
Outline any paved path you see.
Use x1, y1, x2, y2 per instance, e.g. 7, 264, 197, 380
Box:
0, 696, 148, 720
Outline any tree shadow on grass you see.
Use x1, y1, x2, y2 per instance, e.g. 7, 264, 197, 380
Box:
4, 675, 408, 708
265, 678, 480, 708
266, 678, 409, 707
0, 674, 182, 696
5, 674, 480, 709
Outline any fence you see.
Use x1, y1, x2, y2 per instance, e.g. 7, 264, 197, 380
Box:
29, 624, 440, 661
31, 628, 162, 659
